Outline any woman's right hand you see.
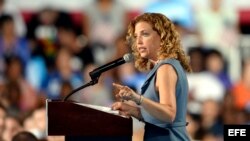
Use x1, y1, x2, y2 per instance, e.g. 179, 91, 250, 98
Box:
111, 101, 142, 119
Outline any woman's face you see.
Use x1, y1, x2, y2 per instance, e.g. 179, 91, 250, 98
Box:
134, 21, 161, 61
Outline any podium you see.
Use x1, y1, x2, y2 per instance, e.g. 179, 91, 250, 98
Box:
46, 100, 133, 141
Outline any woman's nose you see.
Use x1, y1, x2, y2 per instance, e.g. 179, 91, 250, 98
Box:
137, 36, 143, 44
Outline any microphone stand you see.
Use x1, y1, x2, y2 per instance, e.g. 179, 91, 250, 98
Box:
63, 77, 99, 101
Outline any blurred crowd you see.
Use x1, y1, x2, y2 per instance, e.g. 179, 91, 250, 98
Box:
0, 0, 250, 141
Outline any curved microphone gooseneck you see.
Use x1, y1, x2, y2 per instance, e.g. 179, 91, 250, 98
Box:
63, 80, 97, 101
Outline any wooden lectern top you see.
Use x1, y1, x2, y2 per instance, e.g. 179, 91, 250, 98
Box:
46, 100, 133, 137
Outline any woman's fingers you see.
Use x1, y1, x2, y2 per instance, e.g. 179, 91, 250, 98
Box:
111, 102, 122, 110
118, 91, 132, 100
113, 83, 133, 94
113, 83, 124, 89
111, 102, 131, 117
113, 83, 135, 101
119, 111, 129, 117
114, 83, 129, 97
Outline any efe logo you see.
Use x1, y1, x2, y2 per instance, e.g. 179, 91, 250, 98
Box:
228, 129, 246, 136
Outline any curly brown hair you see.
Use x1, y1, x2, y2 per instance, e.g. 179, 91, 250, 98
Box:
126, 13, 192, 72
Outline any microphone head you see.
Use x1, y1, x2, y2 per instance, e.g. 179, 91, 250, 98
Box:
123, 53, 134, 62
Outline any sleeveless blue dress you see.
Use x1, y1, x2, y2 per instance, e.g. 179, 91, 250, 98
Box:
140, 59, 190, 141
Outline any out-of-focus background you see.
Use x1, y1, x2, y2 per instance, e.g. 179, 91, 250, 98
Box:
0, 0, 250, 140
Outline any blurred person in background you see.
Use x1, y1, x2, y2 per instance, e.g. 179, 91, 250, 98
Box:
232, 58, 250, 112
0, 0, 26, 37
193, 0, 240, 83
2, 56, 38, 116
111, 13, 192, 141
56, 24, 95, 70
187, 47, 206, 73
198, 99, 223, 140
30, 107, 46, 140
0, 14, 31, 68
2, 115, 23, 141
23, 107, 47, 140
41, 48, 83, 100
82, 0, 128, 65
194, 0, 238, 49
1, 81, 21, 117
205, 48, 233, 90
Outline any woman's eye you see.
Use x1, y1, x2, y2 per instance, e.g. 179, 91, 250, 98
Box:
142, 32, 149, 36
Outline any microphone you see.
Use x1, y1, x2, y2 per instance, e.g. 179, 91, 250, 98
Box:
89, 53, 134, 81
